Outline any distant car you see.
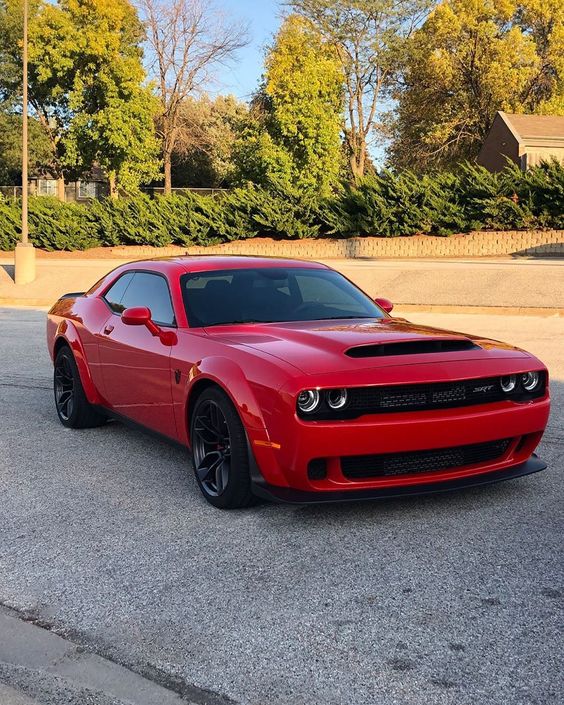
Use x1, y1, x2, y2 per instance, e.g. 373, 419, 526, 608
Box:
47, 256, 550, 509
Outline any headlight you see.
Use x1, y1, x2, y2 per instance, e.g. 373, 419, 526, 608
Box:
521, 371, 540, 391
500, 375, 517, 393
297, 389, 321, 413
326, 388, 348, 409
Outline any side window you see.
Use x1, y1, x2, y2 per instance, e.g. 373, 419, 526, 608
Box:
103, 272, 134, 313
120, 272, 176, 326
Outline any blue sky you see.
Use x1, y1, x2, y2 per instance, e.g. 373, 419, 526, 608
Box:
211, 0, 386, 164
214, 0, 283, 100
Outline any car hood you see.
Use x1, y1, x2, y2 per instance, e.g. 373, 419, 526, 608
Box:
204, 317, 530, 375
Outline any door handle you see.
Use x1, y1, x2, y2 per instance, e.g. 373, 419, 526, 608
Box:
103, 324, 114, 335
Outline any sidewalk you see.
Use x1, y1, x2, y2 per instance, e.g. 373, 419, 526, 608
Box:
0, 607, 194, 705
1, 252, 563, 313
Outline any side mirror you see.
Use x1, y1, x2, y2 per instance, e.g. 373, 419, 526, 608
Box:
122, 306, 176, 346
122, 306, 152, 326
374, 297, 393, 314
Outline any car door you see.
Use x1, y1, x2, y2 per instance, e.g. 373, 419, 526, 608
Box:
97, 270, 178, 439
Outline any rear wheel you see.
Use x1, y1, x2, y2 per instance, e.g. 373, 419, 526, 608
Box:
54, 346, 106, 429
190, 387, 256, 509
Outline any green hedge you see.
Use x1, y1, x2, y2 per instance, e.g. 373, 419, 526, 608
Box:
1, 162, 562, 251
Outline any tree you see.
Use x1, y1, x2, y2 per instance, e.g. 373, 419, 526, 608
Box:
260, 14, 344, 195
138, 0, 248, 194
231, 122, 295, 190
172, 94, 248, 187
519, 0, 564, 115
289, 0, 430, 181
30, 0, 160, 196
389, 0, 564, 170
0, 112, 52, 184
0, 0, 66, 194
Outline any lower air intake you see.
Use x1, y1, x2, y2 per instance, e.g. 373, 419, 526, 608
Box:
341, 439, 512, 479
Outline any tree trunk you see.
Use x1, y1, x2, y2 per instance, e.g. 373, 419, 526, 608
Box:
357, 140, 367, 179
163, 150, 172, 195
56, 177, 65, 202
108, 173, 118, 199
350, 153, 363, 183
349, 135, 366, 183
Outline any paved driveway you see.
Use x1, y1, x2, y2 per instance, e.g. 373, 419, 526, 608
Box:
0, 308, 562, 705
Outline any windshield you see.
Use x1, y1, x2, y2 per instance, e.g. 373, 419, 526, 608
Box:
180, 267, 387, 327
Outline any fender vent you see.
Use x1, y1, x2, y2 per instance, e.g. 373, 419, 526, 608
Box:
345, 339, 480, 358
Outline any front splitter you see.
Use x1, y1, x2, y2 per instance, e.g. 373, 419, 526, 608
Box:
251, 455, 547, 504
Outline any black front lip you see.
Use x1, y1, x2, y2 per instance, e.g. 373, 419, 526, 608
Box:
251, 455, 547, 504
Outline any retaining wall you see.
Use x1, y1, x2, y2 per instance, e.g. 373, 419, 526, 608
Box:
105, 230, 564, 260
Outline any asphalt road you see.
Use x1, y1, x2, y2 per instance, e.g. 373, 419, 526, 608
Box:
0, 308, 562, 705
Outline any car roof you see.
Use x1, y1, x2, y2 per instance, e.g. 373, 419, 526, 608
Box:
86, 255, 331, 299
126, 255, 330, 274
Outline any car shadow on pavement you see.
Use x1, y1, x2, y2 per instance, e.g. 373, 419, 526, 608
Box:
279, 480, 527, 526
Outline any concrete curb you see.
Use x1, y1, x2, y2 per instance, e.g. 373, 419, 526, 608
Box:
394, 304, 564, 317
0, 298, 54, 308
0, 607, 196, 705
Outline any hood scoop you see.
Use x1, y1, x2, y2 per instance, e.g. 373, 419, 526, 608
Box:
345, 339, 480, 358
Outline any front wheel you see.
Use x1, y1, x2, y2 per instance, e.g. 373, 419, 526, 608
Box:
190, 387, 256, 509
54, 346, 106, 429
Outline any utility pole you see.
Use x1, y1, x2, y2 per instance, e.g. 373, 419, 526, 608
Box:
15, 0, 35, 285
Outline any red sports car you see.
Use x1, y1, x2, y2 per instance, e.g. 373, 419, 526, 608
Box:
47, 256, 550, 509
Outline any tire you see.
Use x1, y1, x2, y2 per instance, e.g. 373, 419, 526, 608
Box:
53, 346, 106, 429
190, 387, 256, 509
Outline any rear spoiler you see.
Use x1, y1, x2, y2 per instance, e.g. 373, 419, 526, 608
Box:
59, 292, 85, 299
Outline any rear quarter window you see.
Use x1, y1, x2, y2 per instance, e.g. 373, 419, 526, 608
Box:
103, 272, 134, 313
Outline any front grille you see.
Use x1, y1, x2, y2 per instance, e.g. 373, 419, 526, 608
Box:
339, 374, 545, 419
341, 438, 512, 480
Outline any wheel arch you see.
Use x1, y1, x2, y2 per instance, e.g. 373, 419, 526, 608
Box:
183, 357, 292, 489
186, 377, 222, 428
184, 357, 270, 447
52, 323, 103, 405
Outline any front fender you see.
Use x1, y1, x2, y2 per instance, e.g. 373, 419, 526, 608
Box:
52, 320, 103, 405
186, 356, 269, 432
184, 356, 291, 488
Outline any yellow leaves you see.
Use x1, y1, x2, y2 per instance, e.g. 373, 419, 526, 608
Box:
261, 13, 344, 194
537, 93, 564, 115
493, 0, 518, 22
520, 0, 564, 25
395, 0, 564, 168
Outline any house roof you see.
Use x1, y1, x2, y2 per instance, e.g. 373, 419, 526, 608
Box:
500, 112, 564, 143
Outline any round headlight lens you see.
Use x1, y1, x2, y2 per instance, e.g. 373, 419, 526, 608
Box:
500, 375, 517, 393
297, 389, 321, 413
521, 371, 540, 391
327, 388, 348, 410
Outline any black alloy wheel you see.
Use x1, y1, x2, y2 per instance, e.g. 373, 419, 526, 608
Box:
192, 399, 232, 497
190, 387, 256, 509
53, 347, 106, 429
54, 351, 75, 422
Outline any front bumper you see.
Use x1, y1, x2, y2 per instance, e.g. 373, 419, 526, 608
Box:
249, 392, 549, 489
251, 454, 547, 504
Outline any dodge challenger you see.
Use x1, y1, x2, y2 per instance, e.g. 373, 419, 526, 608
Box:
47, 256, 550, 509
